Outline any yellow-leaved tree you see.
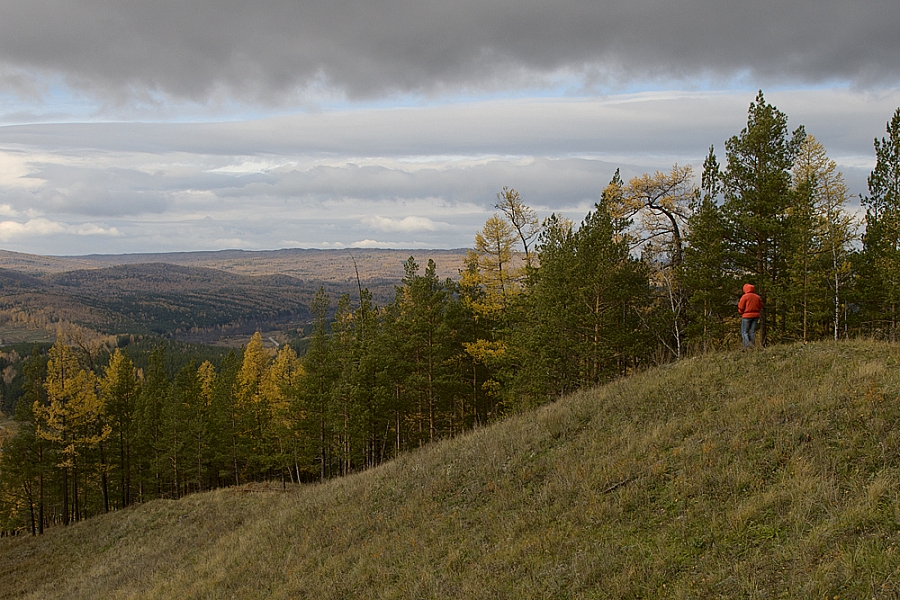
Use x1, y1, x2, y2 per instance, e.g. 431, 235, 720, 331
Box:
260, 344, 305, 481
36, 339, 110, 525
791, 134, 857, 340
609, 165, 696, 358
237, 332, 273, 473
461, 188, 541, 416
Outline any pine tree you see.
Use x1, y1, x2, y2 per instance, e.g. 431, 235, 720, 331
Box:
300, 288, 339, 481
100, 349, 140, 508
682, 195, 733, 350
860, 108, 900, 337
208, 350, 241, 487
393, 258, 455, 445
0, 350, 50, 534
721, 91, 805, 344
680, 146, 733, 350
515, 197, 650, 405
134, 345, 171, 499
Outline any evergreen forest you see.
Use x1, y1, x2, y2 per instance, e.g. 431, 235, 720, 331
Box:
3, 91, 900, 536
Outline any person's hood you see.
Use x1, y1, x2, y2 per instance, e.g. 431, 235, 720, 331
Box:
743, 283, 755, 294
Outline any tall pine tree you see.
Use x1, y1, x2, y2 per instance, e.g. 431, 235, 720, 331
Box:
860, 108, 900, 337
721, 91, 805, 344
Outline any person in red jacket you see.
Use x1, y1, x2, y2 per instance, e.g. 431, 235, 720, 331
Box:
738, 283, 762, 348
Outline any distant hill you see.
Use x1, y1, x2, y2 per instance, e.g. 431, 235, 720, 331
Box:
0, 250, 98, 275
0, 268, 45, 290
2, 340, 898, 598
0, 248, 469, 343
0, 262, 314, 341
0, 247, 468, 282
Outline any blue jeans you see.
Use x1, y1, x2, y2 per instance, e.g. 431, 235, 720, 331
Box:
741, 317, 759, 348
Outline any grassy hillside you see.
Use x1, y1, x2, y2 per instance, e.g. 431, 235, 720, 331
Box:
3, 341, 900, 598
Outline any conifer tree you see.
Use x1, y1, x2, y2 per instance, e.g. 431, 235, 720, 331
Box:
167, 362, 199, 497
515, 194, 649, 404
237, 332, 273, 476
36, 340, 110, 524
209, 350, 241, 487
300, 288, 339, 481
495, 186, 540, 267
393, 258, 455, 444
329, 293, 363, 475
790, 134, 857, 340
261, 345, 304, 481
472, 214, 520, 311
721, 91, 805, 344
194, 360, 217, 490
682, 152, 733, 351
134, 345, 171, 498
860, 108, 900, 337
100, 349, 140, 508
0, 351, 50, 534
615, 165, 695, 357
453, 260, 497, 426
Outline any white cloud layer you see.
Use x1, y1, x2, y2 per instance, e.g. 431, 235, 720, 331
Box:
0, 89, 898, 255
0, 217, 120, 241
364, 215, 449, 233
0, 1, 898, 255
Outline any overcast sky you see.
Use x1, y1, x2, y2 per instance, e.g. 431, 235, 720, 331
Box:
1, 0, 899, 256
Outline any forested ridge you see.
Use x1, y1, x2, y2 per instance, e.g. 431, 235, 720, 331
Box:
0, 262, 315, 340
2, 92, 900, 536
0, 250, 468, 344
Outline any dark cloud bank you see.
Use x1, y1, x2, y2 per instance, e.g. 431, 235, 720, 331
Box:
2, 0, 898, 102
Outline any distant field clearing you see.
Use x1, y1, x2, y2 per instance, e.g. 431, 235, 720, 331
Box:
0, 324, 54, 345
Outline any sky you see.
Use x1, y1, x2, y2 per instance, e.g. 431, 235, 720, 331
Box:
1, 0, 899, 256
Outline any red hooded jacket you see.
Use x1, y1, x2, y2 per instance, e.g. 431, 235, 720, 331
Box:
738, 284, 762, 319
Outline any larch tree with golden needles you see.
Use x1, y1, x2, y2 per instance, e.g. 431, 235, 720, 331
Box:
791, 134, 857, 340
195, 360, 217, 490
462, 191, 541, 408
260, 344, 304, 481
618, 165, 694, 267
495, 186, 540, 268
36, 340, 110, 525
614, 165, 696, 358
237, 331, 274, 476
472, 213, 520, 312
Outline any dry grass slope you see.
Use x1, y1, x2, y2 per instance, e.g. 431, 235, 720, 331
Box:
3, 341, 900, 598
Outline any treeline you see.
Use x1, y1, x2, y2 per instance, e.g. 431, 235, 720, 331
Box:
2, 91, 900, 535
